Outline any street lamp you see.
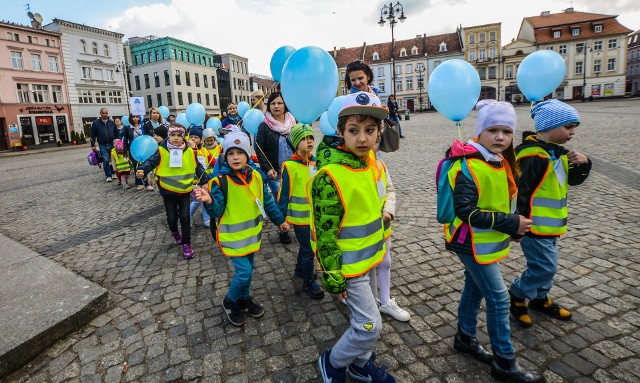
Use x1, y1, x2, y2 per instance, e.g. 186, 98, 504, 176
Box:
115, 61, 131, 114
582, 43, 591, 102
378, 2, 406, 99
416, 63, 425, 112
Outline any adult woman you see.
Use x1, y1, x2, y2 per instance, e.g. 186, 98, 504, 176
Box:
122, 114, 153, 191
250, 90, 267, 113
144, 107, 164, 136
114, 117, 124, 138
387, 94, 404, 138
344, 60, 380, 95
255, 91, 296, 243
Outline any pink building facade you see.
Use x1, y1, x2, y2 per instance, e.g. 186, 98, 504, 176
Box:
0, 21, 73, 150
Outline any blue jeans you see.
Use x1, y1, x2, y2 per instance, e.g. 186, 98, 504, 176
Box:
389, 115, 403, 136
227, 253, 255, 303
189, 199, 210, 224
456, 253, 515, 359
98, 144, 113, 178
293, 225, 315, 284
510, 236, 558, 300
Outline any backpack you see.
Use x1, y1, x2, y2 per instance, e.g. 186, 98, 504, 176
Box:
379, 118, 400, 153
87, 150, 99, 166
436, 157, 473, 224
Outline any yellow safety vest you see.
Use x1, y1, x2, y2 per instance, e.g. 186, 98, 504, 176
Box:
307, 163, 386, 278
110, 149, 131, 172
280, 160, 314, 226
214, 170, 264, 256
155, 146, 197, 193
195, 146, 214, 177
444, 158, 512, 264
374, 158, 391, 239
517, 146, 568, 236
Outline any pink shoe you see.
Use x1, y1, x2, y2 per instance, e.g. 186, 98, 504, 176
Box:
182, 243, 194, 260
171, 231, 182, 245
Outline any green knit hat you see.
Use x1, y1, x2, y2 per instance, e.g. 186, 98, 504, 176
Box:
290, 123, 314, 149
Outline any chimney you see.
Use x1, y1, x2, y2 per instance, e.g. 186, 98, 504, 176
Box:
333, 46, 336, 57
541, 11, 550, 16
564, 7, 574, 13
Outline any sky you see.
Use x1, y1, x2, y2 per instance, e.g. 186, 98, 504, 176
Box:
4, 0, 639, 76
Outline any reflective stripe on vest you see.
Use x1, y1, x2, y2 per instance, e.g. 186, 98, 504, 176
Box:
517, 146, 568, 236
281, 161, 313, 225
111, 149, 131, 172
216, 170, 264, 256
444, 158, 512, 264
155, 146, 197, 193
307, 164, 385, 278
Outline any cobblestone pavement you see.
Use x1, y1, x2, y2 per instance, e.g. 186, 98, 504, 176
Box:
2, 99, 639, 383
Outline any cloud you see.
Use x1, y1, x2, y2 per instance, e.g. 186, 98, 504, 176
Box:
579, 0, 640, 14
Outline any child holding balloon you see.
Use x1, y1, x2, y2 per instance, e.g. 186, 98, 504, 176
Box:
136, 124, 209, 260
443, 100, 544, 383
188, 127, 216, 228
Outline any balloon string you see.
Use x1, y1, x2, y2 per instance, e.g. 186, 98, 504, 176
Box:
456, 121, 468, 159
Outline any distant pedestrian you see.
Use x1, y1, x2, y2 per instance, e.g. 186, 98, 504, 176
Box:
221, 103, 241, 129
509, 99, 591, 327
387, 95, 404, 138
114, 117, 124, 139
90, 108, 120, 182
144, 107, 164, 136
251, 90, 267, 113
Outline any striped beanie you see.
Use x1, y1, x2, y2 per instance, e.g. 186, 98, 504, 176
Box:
530, 99, 580, 132
289, 123, 314, 149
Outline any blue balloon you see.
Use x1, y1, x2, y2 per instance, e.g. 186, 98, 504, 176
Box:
121, 116, 129, 127
206, 117, 222, 133
517, 50, 566, 102
327, 96, 344, 129
270, 45, 296, 82
429, 59, 481, 122
186, 103, 206, 126
242, 109, 264, 135
319, 111, 336, 136
130, 135, 158, 162
281, 46, 339, 124
158, 106, 170, 119
216, 137, 224, 144
176, 112, 190, 128
237, 101, 250, 118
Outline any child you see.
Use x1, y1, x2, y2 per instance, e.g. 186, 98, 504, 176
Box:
195, 131, 289, 326
188, 127, 216, 228
312, 92, 395, 383
277, 123, 325, 300
202, 128, 221, 160
111, 139, 131, 189
509, 99, 591, 327
220, 103, 241, 135
136, 124, 209, 260
444, 100, 544, 383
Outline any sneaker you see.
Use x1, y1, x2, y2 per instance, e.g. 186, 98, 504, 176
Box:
318, 350, 346, 383
453, 326, 492, 364
137, 185, 145, 191
239, 296, 265, 318
348, 352, 396, 383
529, 296, 572, 321
122, 183, 130, 189
303, 281, 325, 300
222, 296, 245, 326
106, 176, 112, 182
279, 231, 292, 244
509, 291, 533, 327
182, 243, 194, 260
171, 231, 182, 245
146, 186, 154, 191
379, 298, 410, 322
203, 220, 210, 228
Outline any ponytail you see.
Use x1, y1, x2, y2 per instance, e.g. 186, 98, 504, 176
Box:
502, 142, 520, 179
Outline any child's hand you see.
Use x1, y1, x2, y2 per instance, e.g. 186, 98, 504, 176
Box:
194, 186, 212, 204
188, 137, 197, 149
136, 169, 145, 179
517, 215, 532, 235
382, 212, 393, 222
335, 291, 348, 302
279, 222, 290, 232
567, 150, 588, 165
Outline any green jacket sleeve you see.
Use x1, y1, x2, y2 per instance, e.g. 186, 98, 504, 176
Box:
311, 171, 346, 294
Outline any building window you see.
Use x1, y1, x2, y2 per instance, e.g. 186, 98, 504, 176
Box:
469, 34, 475, 44
405, 64, 413, 73
411, 46, 418, 55
144, 74, 150, 89
608, 39, 617, 49
378, 82, 385, 93
377, 67, 384, 77
80, 39, 86, 52
506, 65, 513, 78
16, 84, 30, 103
490, 31, 496, 41
198, 56, 202, 65
373, 52, 379, 60
79, 89, 93, 104
103, 44, 109, 56
479, 49, 486, 60
575, 61, 583, 75
593, 41, 602, 51
10, 51, 24, 69
167, 92, 173, 106
406, 77, 413, 90
7, 32, 20, 41
572, 28, 580, 36
164, 70, 170, 86
185, 71, 191, 86
175, 70, 181, 85
211, 76, 216, 88
187, 92, 193, 104
82, 66, 92, 79
205, 93, 210, 106
434, 60, 441, 67
488, 66, 496, 79
469, 50, 476, 61
559, 45, 567, 54
157, 93, 162, 107
30, 54, 42, 71
195, 73, 200, 87
94, 90, 106, 104
177, 91, 184, 105
197, 93, 202, 104
153, 72, 159, 87
399, 48, 407, 57
204, 75, 208, 88
135, 75, 141, 90
28, 36, 37, 44
479, 32, 486, 43
51, 85, 64, 103
141, 54, 145, 64
162, 49, 168, 60
108, 90, 122, 104
154, 50, 159, 61
478, 67, 486, 80
594, 59, 601, 73
439, 42, 447, 52
594, 25, 603, 33
395, 79, 402, 91
105, 69, 114, 81
553, 31, 561, 38
32, 84, 50, 103
48, 56, 59, 72
179, 50, 184, 61
576, 43, 585, 53
213, 94, 218, 106
147, 95, 152, 108
147, 52, 152, 63
417, 77, 424, 89
395, 65, 402, 74
92, 42, 98, 55
608, 58, 616, 71
489, 47, 496, 58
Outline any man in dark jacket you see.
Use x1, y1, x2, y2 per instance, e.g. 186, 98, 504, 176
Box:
90, 108, 119, 182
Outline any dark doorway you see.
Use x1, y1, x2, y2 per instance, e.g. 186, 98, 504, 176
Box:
407, 99, 414, 112
56, 116, 68, 142
0, 119, 7, 150
572, 86, 583, 100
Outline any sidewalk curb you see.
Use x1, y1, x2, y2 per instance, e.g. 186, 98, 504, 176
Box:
0, 144, 90, 158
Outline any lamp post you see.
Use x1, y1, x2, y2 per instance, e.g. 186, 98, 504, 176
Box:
582, 43, 591, 102
416, 63, 425, 112
379, 2, 406, 99
115, 61, 131, 114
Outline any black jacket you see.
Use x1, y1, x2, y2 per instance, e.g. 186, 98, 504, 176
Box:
121, 124, 145, 158
254, 122, 294, 174
90, 118, 119, 146
445, 152, 521, 256
143, 121, 158, 136
515, 131, 592, 238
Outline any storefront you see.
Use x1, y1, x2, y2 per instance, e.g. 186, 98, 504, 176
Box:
12, 105, 71, 147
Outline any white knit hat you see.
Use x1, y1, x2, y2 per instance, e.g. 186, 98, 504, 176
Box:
222, 131, 251, 159
475, 100, 517, 137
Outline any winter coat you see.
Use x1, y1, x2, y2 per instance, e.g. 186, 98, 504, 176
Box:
255, 122, 295, 174
90, 118, 119, 146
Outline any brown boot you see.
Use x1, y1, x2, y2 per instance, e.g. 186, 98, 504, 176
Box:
529, 296, 572, 321
509, 291, 533, 327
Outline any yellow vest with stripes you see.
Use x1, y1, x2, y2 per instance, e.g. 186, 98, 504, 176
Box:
110, 149, 131, 172
155, 146, 197, 193
374, 158, 391, 239
214, 170, 264, 256
444, 158, 512, 264
308, 163, 386, 278
517, 146, 568, 236
195, 146, 214, 177
280, 161, 314, 226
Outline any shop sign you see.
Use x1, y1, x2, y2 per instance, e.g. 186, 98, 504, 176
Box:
604, 83, 614, 96
36, 116, 54, 125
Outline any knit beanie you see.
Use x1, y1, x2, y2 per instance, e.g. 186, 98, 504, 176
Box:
189, 127, 204, 139
289, 123, 314, 149
475, 100, 517, 137
167, 124, 186, 137
222, 131, 251, 160
153, 125, 168, 140
530, 99, 580, 132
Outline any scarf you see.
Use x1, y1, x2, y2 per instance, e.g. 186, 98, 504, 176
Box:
227, 114, 241, 124
264, 112, 296, 135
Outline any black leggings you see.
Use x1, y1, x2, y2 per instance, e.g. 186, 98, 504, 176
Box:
163, 193, 191, 244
